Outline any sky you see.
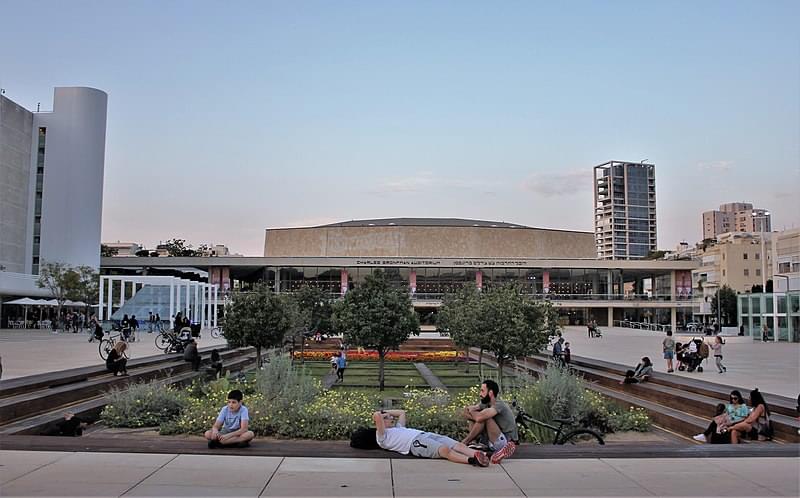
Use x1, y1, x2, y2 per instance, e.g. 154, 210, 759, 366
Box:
2, 0, 798, 256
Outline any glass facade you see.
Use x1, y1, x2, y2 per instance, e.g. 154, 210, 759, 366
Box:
738, 292, 800, 342
32, 127, 46, 274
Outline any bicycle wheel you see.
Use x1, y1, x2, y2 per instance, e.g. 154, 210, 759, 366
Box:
155, 333, 170, 351
99, 339, 114, 360
211, 327, 220, 339
559, 429, 605, 445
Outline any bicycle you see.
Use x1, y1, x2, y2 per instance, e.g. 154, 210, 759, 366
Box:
512, 400, 605, 445
99, 332, 127, 361
155, 330, 186, 354
210, 326, 225, 339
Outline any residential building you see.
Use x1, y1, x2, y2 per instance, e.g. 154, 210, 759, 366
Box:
702, 202, 771, 240
0, 87, 107, 301
594, 161, 657, 260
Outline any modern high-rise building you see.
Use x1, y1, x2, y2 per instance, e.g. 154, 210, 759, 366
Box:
594, 161, 657, 260
0, 87, 107, 297
702, 202, 771, 240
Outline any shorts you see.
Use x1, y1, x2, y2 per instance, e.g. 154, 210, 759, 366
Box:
488, 433, 509, 451
409, 432, 458, 459
663, 351, 674, 360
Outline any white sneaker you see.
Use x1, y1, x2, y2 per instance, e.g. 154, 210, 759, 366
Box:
692, 434, 707, 442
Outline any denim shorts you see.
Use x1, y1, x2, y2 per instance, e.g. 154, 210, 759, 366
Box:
663, 351, 674, 360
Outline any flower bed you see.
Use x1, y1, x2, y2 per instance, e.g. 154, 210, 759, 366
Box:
293, 350, 464, 362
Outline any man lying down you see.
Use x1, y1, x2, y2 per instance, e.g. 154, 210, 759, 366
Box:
349, 409, 490, 467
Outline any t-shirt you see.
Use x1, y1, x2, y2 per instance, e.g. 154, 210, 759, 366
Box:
711, 342, 723, 355
492, 400, 519, 442
336, 355, 346, 369
726, 403, 748, 423
662, 337, 675, 352
376, 426, 422, 454
688, 342, 698, 353
216, 405, 249, 432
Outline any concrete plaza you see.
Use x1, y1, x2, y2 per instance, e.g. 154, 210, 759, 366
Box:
0, 329, 228, 380
0, 450, 797, 497
557, 325, 800, 398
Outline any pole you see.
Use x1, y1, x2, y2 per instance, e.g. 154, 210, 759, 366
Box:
717, 286, 721, 333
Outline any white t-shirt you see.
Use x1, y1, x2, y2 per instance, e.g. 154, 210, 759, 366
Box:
688, 342, 698, 353
376, 426, 422, 454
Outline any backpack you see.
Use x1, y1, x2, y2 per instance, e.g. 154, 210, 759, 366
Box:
698, 342, 710, 359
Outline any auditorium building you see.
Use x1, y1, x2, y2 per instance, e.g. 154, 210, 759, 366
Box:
100, 218, 697, 331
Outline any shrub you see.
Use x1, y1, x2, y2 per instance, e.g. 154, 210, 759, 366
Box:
400, 387, 478, 439
101, 381, 188, 428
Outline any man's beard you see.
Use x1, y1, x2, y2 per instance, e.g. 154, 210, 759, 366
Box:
480, 395, 491, 405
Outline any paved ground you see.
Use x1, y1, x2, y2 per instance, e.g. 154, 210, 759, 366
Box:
556, 326, 800, 398
1, 450, 797, 497
0, 329, 228, 380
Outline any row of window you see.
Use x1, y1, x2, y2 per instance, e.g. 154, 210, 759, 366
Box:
32, 127, 46, 274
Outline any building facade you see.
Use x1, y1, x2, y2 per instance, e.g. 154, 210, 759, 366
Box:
702, 202, 771, 240
593, 161, 657, 260
0, 87, 107, 300
103, 218, 696, 333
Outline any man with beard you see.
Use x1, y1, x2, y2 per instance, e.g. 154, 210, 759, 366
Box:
461, 379, 518, 464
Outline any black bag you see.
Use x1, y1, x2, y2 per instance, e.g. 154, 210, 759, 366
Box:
350, 427, 380, 449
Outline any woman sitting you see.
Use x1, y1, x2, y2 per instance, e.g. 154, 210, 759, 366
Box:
730, 389, 772, 443
106, 341, 129, 377
621, 357, 653, 384
693, 390, 749, 443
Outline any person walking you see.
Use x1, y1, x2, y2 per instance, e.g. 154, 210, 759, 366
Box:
662, 330, 676, 373
336, 351, 347, 383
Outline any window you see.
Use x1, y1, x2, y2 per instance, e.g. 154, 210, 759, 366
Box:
743, 253, 748, 260
755, 252, 760, 260
722, 269, 726, 277
756, 269, 761, 276
744, 269, 749, 277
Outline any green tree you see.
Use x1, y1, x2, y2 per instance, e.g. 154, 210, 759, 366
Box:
710, 285, 738, 326
100, 244, 118, 257
135, 249, 150, 257
331, 270, 420, 391
290, 285, 334, 364
479, 284, 557, 391
162, 239, 197, 257
223, 283, 294, 367
437, 284, 484, 373
67, 266, 100, 323
37, 261, 81, 331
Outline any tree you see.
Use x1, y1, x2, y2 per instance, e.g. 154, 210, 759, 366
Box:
750, 284, 763, 293
223, 283, 294, 367
331, 270, 420, 391
135, 249, 151, 257
68, 266, 99, 323
710, 285, 738, 326
437, 284, 484, 373
479, 284, 557, 391
162, 238, 197, 257
37, 261, 80, 331
290, 285, 334, 364
645, 250, 667, 260
100, 245, 118, 257
765, 279, 773, 293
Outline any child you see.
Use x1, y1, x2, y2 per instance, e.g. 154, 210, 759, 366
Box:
563, 342, 571, 365
694, 403, 732, 443
710, 336, 726, 373
204, 389, 255, 449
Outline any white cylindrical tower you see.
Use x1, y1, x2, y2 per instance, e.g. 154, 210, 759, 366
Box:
34, 87, 107, 270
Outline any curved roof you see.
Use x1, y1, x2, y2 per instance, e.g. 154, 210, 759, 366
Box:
315, 218, 532, 229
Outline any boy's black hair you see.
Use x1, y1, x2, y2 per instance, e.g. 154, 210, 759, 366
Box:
714, 403, 726, 416
350, 427, 379, 449
482, 379, 500, 397
228, 389, 243, 402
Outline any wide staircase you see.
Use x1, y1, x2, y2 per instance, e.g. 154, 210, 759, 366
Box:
0, 345, 256, 436
302, 337, 456, 353
474, 349, 800, 444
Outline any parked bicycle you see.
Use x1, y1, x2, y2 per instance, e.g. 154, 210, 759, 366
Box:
154, 330, 186, 354
99, 330, 127, 361
210, 326, 225, 339
512, 400, 605, 445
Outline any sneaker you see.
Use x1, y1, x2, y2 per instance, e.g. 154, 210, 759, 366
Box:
490, 441, 516, 464
692, 434, 707, 442
236, 441, 251, 448
468, 442, 489, 451
472, 451, 490, 467
208, 439, 222, 449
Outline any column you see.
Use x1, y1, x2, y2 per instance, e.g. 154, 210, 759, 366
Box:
174, 281, 180, 324
212, 285, 218, 328
543, 270, 550, 294
340, 269, 348, 295
185, 283, 190, 318
200, 285, 206, 328
169, 280, 175, 329
98, 276, 105, 321
670, 271, 676, 302
194, 283, 200, 323
607, 270, 613, 299
107, 277, 114, 319
120, 280, 126, 307
670, 307, 677, 334
607, 306, 614, 328
476, 270, 483, 291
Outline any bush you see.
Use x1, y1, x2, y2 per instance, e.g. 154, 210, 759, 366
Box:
400, 387, 478, 439
101, 381, 188, 428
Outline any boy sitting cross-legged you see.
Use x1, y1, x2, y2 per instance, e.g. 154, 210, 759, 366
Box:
204, 389, 255, 449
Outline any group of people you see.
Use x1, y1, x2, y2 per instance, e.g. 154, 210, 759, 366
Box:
586, 320, 601, 338
694, 389, 773, 444
329, 347, 347, 382
347, 380, 518, 466
661, 331, 727, 374
551, 336, 571, 366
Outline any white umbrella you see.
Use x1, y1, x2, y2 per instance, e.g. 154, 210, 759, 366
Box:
5, 297, 42, 305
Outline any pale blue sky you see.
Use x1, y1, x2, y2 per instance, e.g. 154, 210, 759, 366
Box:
2, 0, 798, 255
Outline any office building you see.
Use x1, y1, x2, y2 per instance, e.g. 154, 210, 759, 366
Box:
702, 202, 771, 240
0, 87, 107, 298
594, 161, 657, 260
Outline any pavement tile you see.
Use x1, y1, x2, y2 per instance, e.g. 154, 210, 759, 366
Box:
276, 457, 389, 473
627, 471, 780, 496
261, 484, 392, 497
7, 463, 159, 485
517, 488, 654, 497
391, 459, 506, 475
601, 457, 719, 474
702, 457, 800, 493
0, 450, 70, 466
141, 467, 272, 488
56, 451, 176, 468
394, 487, 524, 497
0, 479, 133, 496
501, 459, 642, 490
265, 471, 389, 488
125, 484, 263, 496
163, 454, 282, 471
0, 464, 48, 485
